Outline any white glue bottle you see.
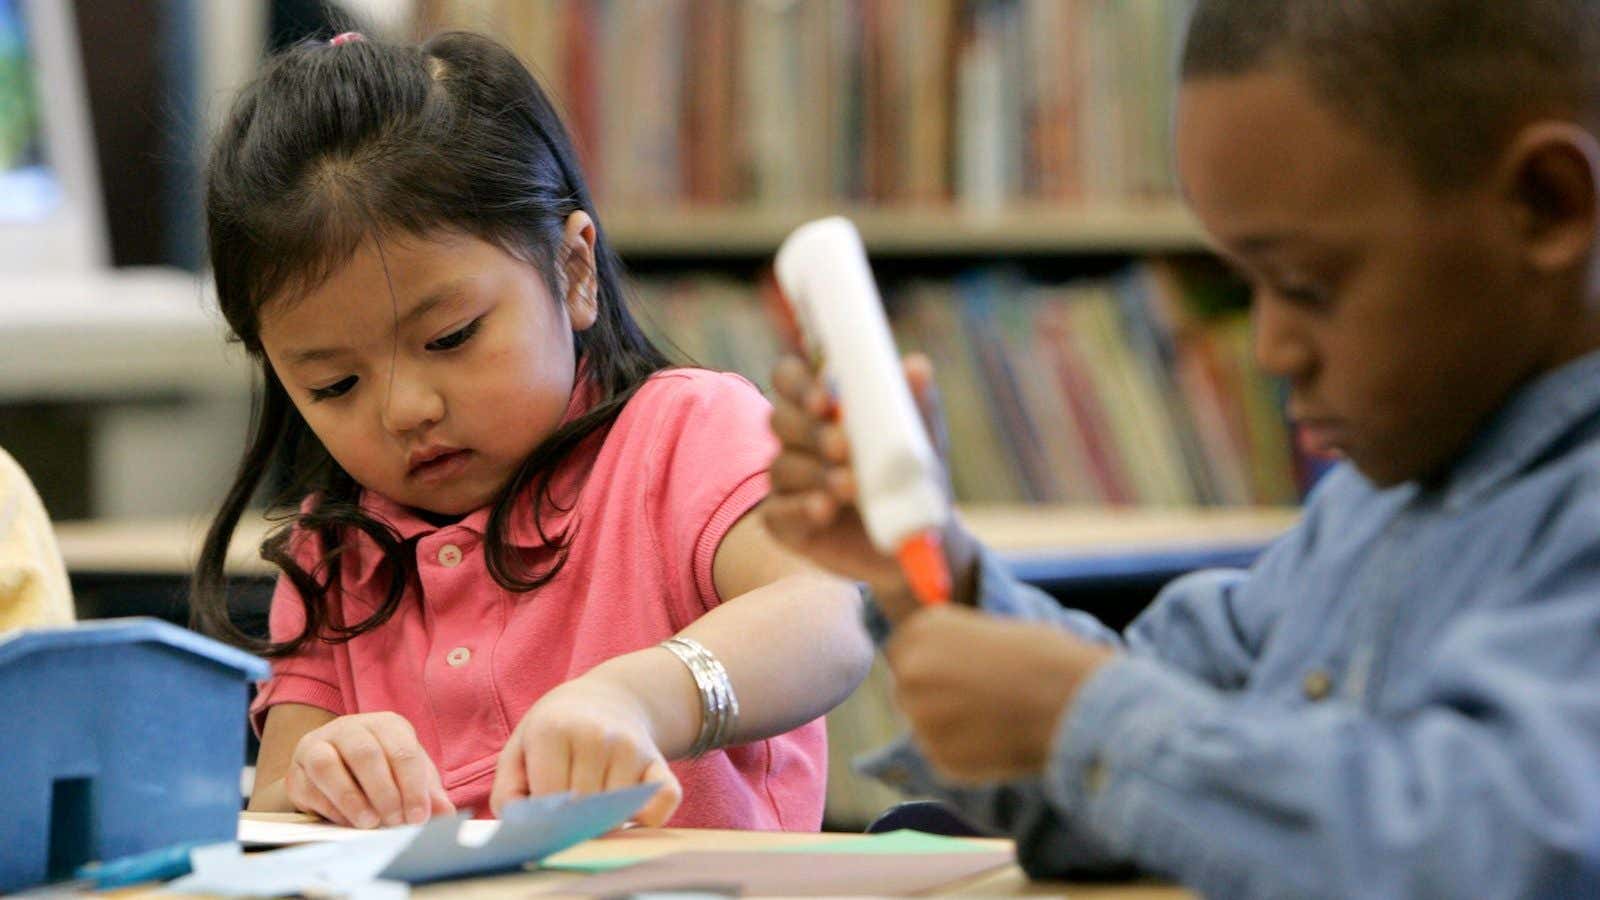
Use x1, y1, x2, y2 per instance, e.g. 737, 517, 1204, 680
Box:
773, 217, 952, 606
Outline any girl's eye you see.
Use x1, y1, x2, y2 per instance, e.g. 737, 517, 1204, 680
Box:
427, 316, 484, 352
310, 376, 357, 402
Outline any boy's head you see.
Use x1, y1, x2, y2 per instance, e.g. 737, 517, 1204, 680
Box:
1177, 1, 1600, 487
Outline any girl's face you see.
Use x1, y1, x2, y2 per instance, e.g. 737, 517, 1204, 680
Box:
259, 221, 598, 516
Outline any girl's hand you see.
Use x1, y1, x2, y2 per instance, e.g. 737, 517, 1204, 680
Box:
285, 711, 455, 828
489, 675, 683, 826
765, 352, 979, 619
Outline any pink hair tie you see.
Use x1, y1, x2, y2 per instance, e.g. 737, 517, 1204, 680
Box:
330, 31, 364, 47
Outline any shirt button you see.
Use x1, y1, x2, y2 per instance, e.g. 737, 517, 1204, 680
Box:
1302, 669, 1334, 701
446, 646, 471, 667
438, 544, 463, 567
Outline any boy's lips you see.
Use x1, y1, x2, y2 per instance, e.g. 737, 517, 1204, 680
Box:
1293, 419, 1346, 457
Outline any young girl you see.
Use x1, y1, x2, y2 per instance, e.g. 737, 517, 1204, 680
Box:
191, 31, 871, 831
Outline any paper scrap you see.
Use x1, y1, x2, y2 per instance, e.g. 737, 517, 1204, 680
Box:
545, 848, 1013, 897
538, 855, 648, 874
775, 829, 999, 855
173, 785, 655, 896
239, 816, 500, 848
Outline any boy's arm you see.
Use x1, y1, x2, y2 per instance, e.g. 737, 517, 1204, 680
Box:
1027, 518, 1600, 897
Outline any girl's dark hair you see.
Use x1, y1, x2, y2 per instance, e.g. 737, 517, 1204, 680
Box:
191, 32, 669, 655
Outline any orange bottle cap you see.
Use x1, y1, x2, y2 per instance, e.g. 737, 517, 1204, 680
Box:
896, 530, 951, 606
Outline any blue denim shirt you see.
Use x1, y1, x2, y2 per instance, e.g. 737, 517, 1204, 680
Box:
860, 348, 1600, 899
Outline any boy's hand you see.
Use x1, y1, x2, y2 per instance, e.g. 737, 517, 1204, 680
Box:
285, 712, 454, 828
884, 606, 1116, 784
490, 676, 683, 826
765, 353, 979, 619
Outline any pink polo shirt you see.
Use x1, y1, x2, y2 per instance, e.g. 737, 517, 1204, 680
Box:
250, 368, 826, 830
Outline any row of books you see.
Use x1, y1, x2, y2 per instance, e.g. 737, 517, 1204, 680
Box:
629, 262, 1309, 507
418, 0, 1192, 209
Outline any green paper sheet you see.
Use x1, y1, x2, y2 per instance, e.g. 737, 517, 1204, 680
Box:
772, 829, 995, 855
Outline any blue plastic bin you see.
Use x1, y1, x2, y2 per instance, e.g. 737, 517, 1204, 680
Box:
0, 617, 267, 891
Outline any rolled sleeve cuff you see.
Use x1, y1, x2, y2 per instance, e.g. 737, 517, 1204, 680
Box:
1045, 654, 1224, 857
859, 545, 1047, 650
855, 734, 946, 797
249, 674, 345, 737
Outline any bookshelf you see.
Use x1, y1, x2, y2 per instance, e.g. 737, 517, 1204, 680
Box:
603, 204, 1209, 257
407, 0, 1300, 828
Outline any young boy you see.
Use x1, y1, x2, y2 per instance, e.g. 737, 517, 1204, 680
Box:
0, 447, 73, 630
767, 1, 1600, 896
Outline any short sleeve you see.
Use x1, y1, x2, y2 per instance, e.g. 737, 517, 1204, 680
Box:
248, 529, 347, 735
638, 371, 777, 613
0, 447, 73, 630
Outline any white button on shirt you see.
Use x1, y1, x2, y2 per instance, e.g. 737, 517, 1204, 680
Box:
438, 544, 463, 567
446, 646, 471, 667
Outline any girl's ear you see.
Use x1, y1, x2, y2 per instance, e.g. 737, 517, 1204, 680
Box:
560, 211, 600, 332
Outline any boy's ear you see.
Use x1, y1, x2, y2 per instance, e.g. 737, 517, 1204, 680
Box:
1503, 122, 1600, 277
559, 210, 599, 332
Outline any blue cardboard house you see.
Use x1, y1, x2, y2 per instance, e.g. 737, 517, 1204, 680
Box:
0, 617, 267, 891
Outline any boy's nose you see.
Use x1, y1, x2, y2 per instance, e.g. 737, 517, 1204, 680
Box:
1251, 295, 1316, 382
379, 372, 445, 435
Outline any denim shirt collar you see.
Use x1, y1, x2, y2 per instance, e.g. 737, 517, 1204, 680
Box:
1440, 347, 1600, 508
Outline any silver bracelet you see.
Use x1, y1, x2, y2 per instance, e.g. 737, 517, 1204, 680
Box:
659, 636, 740, 758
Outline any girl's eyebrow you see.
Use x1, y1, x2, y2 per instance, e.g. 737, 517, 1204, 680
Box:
284, 279, 474, 365
400, 278, 473, 327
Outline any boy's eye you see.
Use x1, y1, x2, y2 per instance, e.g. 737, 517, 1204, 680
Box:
310, 376, 357, 402
1277, 284, 1329, 307
427, 316, 484, 352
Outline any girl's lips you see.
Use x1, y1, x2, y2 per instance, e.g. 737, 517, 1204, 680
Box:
408, 448, 472, 482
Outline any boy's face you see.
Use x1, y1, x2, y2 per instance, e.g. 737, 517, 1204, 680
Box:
1176, 67, 1559, 487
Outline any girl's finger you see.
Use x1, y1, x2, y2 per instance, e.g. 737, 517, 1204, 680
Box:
428, 778, 456, 816
565, 729, 608, 796
369, 720, 436, 824
599, 742, 652, 793
299, 742, 378, 828
331, 730, 405, 826
286, 769, 348, 826
489, 735, 529, 817
633, 759, 683, 827
525, 725, 573, 799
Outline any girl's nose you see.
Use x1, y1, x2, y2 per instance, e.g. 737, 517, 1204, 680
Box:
379, 370, 445, 435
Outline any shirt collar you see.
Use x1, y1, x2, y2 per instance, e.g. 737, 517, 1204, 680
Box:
342, 361, 604, 585
1442, 347, 1600, 507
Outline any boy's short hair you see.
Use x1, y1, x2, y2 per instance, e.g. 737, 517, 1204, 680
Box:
1181, 0, 1600, 190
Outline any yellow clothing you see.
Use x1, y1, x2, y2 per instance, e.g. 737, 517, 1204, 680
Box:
0, 447, 73, 629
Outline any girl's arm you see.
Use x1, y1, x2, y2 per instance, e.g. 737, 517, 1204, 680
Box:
251, 702, 454, 827
601, 507, 873, 753
489, 507, 873, 818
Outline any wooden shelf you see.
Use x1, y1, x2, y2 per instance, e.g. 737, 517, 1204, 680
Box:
55, 505, 1297, 579
602, 205, 1209, 258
